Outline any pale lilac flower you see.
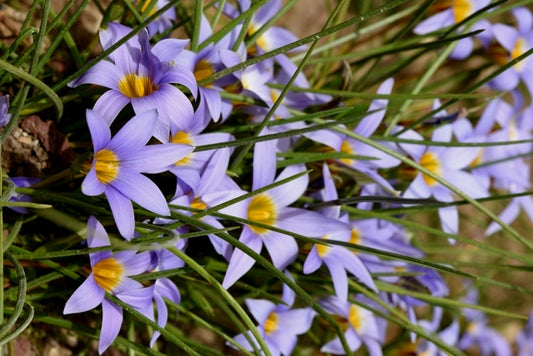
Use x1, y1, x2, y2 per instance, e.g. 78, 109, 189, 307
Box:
399, 112, 488, 236
134, 0, 176, 37
69, 22, 196, 141
164, 121, 234, 191
220, 139, 343, 288
416, 308, 460, 356
176, 15, 244, 127
305, 78, 399, 193
81, 109, 194, 239
303, 164, 377, 301
168, 148, 237, 260
232, 278, 315, 356
452, 96, 533, 236
490, 7, 533, 95
319, 295, 383, 355
63, 216, 153, 354
413, 0, 492, 59
147, 240, 185, 347
458, 284, 512, 356
0, 95, 11, 127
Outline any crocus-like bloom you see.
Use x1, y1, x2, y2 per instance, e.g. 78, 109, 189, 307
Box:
399, 113, 488, 236
232, 278, 316, 355
490, 7, 533, 95
220, 139, 344, 289
169, 148, 236, 260
176, 14, 244, 127
63, 216, 153, 354
0, 95, 11, 127
81, 109, 194, 239
304, 78, 399, 193
413, 0, 492, 59
134, 0, 176, 37
414, 308, 460, 356
319, 295, 383, 355
69, 22, 196, 141
164, 119, 234, 191
303, 164, 377, 301
457, 284, 512, 356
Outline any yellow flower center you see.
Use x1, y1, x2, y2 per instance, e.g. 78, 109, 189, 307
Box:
452, 0, 474, 23
171, 131, 194, 166
94, 149, 119, 184
340, 140, 355, 165
512, 37, 527, 70
139, 0, 157, 17
419, 152, 441, 187
194, 59, 214, 86
350, 228, 360, 245
348, 304, 364, 333
247, 193, 277, 235
118, 73, 158, 98
264, 311, 278, 335
256, 34, 269, 51
93, 257, 124, 293
190, 196, 207, 210
316, 234, 331, 257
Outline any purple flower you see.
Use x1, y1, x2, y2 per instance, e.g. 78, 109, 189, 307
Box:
220, 139, 340, 289
63, 216, 153, 354
169, 148, 236, 260
8, 177, 41, 214
398, 111, 488, 236
164, 122, 234, 191
319, 295, 383, 355
69, 22, 196, 141
232, 278, 316, 356
0, 95, 11, 127
490, 7, 533, 95
176, 14, 243, 126
303, 164, 377, 301
304, 78, 399, 193
81, 109, 194, 239
413, 0, 492, 59
416, 308, 460, 356
134, 0, 176, 37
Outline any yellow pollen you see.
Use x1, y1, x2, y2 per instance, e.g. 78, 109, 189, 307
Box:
348, 304, 364, 333
452, 0, 474, 23
118, 73, 158, 98
190, 196, 207, 210
256, 34, 269, 51
93, 257, 124, 293
350, 228, 361, 245
264, 312, 278, 335
247, 193, 277, 234
340, 140, 355, 165
316, 235, 331, 257
247, 23, 259, 37
171, 131, 194, 166
466, 321, 478, 334
512, 38, 527, 70
270, 90, 280, 104
419, 152, 441, 187
470, 148, 483, 168
94, 149, 119, 184
194, 60, 215, 85
139, 0, 157, 17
